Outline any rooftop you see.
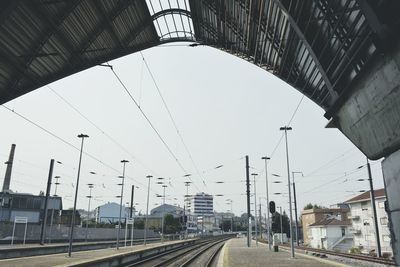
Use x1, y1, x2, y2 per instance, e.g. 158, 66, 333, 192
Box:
345, 189, 386, 203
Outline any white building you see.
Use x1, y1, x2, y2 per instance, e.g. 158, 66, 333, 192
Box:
150, 204, 183, 219
186, 192, 213, 216
95, 202, 130, 224
308, 217, 352, 252
345, 189, 392, 256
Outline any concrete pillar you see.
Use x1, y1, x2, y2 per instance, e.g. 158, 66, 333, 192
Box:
328, 42, 400, 263
382, 151, 400, 264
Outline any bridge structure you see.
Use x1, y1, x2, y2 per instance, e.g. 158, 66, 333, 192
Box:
0, 0, 399, 263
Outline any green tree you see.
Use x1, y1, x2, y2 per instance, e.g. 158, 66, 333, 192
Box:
304, 203, 324, 210
271, 211, 290, 237
164, 214, 182, 234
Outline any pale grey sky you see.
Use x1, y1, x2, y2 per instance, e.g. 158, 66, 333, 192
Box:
0, 44, 384, 216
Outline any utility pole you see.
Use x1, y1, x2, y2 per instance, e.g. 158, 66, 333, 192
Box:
262, 156, 271, 250
279, 207, 283, 244
292, 171, 303, 246
161, 184, 167, 243
280, 126, 294, 258
130, 185, 137, 246
367, 159, 382, 258
259, 203, 262, 240
144, 175, 152, 245
40, 159, 54, 245
68, 133, 89, 257
49, 175, 61, 244
184, 180, 191, 239
245, 156, 251, 247
85, 183, 94, 242
117, 160, 128, 250
251, 173, 258, 246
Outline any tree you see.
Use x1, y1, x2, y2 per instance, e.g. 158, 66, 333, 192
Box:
303, 203, 324, 210
164, 214, 182, 234
271, 211, 291, 237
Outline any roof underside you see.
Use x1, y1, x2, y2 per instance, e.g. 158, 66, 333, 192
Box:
0, 0, 399, 114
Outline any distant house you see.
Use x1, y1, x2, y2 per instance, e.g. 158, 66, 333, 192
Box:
95, 202, 130, 224
308, 217, 352, 252
150, 204, 183, 219
345, 189, 392, 256
0, 191, 62, 223
301, 207, 349, 245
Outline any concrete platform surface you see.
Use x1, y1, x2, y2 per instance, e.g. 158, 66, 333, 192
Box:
220, 238, 346, 267
0, 239, 186, 267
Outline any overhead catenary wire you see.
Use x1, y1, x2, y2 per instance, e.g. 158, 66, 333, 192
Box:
0, 104, 148, 189
47, 85, 158, 176
139, 51, 207, 189
108, 65, 202, 192
109, 67, 187, 173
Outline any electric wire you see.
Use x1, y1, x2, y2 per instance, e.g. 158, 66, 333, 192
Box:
108, 67, 189, 177
0, 104, 148, 189
269, 95, 305, 159
139, 52, 207, 189
47, 85, 157, 175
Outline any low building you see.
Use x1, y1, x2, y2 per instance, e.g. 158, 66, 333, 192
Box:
345, 189, 392, 256
0, 191, 62, 223
301, 207, 349, 245
308, 217, 352, 252
95, 202, 129, 224
150, 204, 183, 219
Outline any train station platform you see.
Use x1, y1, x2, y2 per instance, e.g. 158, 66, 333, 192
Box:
217, 237, 345, 267
0, 239, 193, 267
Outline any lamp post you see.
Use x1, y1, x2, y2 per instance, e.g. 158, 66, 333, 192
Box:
280, 126, 294, 258
183, 179, 191, 239
251, 173, 258, 246
68, 133, 89, 257
48, 174, 61, 244
144, 175, 152, 245
116, 160, 128, 250
261, 156, 271, 250
161, 184, 167, 243
130, 185, 138, 246
279, 206, 283, 244
226, 199, 233, 232
85, 183, 94, 242
292, 171, 303, 246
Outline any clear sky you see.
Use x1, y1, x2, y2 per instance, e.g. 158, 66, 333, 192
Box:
0, 43, 384, 218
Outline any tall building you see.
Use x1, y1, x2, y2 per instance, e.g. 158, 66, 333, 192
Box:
187, 192, 213, 216
345, 189, 392, 256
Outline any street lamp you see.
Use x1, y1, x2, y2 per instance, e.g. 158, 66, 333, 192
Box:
85, 183, 94, 242
144, 175, 152, 245
292, 171, 303, 246
251, 173, 258, 246
280, 126, 294, 258
116, 160, 129, 250
161, 184, 167, 243
226, 199, 233, 232
68, 133, 89, 257
48, 174, 61, 244
261, 156, 272, 250
183, 180, 191, 239
129, 185, 138, 246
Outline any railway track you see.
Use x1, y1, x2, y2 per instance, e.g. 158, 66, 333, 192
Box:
126, 236, 230, 267
279, 244, 396, 266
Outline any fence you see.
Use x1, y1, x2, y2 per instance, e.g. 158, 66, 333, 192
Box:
0, 222, 159, 244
